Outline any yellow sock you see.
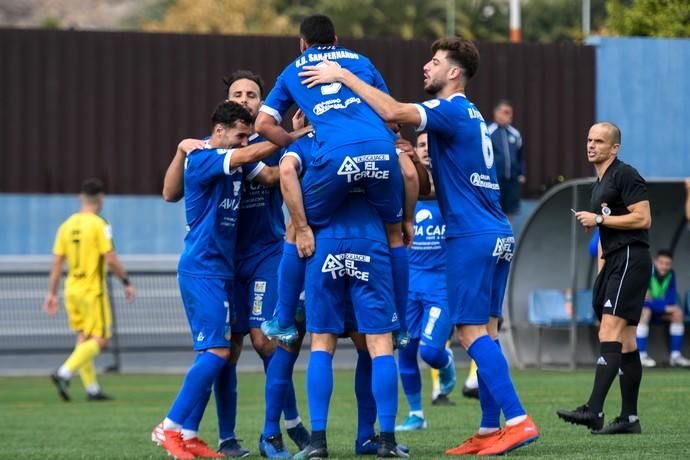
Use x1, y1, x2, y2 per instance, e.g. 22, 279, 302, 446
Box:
63, 339, 100, 375
430, 368, 441, 398
468, 359, 478, 381
79, 360, 98, 392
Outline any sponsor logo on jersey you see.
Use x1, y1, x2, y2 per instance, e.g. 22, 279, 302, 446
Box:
337, 155, 391, 183
470, 172, 500, 190
197, 332, 205, 342
492, 236, 515, 262
321, 252, 371, 281
254, 281, 267, 293
252, 294, 263, 316
415, 209, 433, 223
604, 299, 613, 308
313, 96, 362, 116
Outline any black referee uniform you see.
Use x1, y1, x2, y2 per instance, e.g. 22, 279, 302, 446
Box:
591, 158, 652, 324
558, 157, 651, 435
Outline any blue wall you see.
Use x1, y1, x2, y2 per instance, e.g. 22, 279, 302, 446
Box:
1, 194, 537, 256
588, 36, 690, 178
1, 194, 185, 255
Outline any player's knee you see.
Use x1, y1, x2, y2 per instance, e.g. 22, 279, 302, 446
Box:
250, 328, 275, 356
419, 344, 446, 369
385, 224, 403, 247
365, 332, 393, 357
669, 307, 683, 323
207, 347, 231, 360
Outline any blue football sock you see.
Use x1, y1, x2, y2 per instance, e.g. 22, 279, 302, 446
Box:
372, 355, 398, 433
277, 242, 305, 329
419, 343, 450, 369
261, 352, 272, 373
263, 347, 298, 437
167, 352, 226, 426
468, 335, 525, 421
182, 354, 211, 432
307, 351, 333, 432
214, 361, 238, 440
398, 338, 422, 412
283, 379, 300, 421
390, 246, 409, 331
476, 339, 502, 429
355, 349, 376, 442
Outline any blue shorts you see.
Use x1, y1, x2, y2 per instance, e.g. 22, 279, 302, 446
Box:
178, 274, 232, 351
234, 244, 282, 332
304, 237, 398, 334
407, 290, 452, 350
446, 234, 513, 325
301, 140, 403, 228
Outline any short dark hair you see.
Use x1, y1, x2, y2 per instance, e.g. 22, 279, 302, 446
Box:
211, 100, 253, 129
300, 14, 336, 46
656, 249, 673, 259
597, 121, 621, 145
223, 70, 265, 99
494, 99, 512, 111
431, 37, 480, 80
80, 178, 104, 196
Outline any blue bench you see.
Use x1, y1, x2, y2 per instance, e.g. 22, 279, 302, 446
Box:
528, 289, 596, 366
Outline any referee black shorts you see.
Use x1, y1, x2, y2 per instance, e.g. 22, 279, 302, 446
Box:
593, 244, 652, 325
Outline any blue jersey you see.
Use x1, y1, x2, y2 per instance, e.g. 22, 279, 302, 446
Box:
416, 94, 511, 237
178, 145, 243, 279
261, 45, 392, 152
409, 200, 446, 292
236, 134, 285, 260
282, 131, 387, 244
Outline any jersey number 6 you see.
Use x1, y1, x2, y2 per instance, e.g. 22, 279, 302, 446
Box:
480, 122, 495, 169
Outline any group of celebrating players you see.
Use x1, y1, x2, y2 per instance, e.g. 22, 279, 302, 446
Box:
151, 13, 539, 460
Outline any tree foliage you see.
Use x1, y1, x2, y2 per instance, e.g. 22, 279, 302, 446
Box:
140, 0, 293, 35
607, 0, 690, 38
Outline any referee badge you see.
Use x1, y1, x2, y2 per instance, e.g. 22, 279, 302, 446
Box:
601, 203, 611, 216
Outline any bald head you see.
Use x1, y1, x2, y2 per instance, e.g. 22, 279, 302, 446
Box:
593, 121, 621, 146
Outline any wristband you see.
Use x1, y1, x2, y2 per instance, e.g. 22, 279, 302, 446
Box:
122, 277, 131, 287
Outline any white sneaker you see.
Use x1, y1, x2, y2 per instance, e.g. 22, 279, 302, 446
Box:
639, 354, 656, 368
670, 354, 690, 368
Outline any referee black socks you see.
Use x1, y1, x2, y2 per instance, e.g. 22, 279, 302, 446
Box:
619, 350, 642, 420
587, 341, 623, 414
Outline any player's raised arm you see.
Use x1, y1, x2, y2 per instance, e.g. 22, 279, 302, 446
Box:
280, 154, 314, 258
299, 59, 421, 126
162, 138, 205, 202
230, 126, 312, 168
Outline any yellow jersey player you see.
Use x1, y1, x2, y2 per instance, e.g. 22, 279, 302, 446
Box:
43, 178, 135, 401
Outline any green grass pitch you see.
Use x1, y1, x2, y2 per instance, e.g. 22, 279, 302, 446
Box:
2, 368, 689, 459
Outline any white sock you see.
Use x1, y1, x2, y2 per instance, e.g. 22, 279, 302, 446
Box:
505, 415, 527, 426
478, 427, 500, 435
57, 364, 72, 380
410, 410, 424, 419
181, 429, 198, 440
464, 377, 478, 389
671, 351, 681, 360
284, 417, 302, 429
163, 417, 182, 431
639, 351, 648, 358
85, 383, 101, 395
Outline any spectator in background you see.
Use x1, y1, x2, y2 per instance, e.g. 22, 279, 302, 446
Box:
488, 100, 525, 224
636, 249, 690, 368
